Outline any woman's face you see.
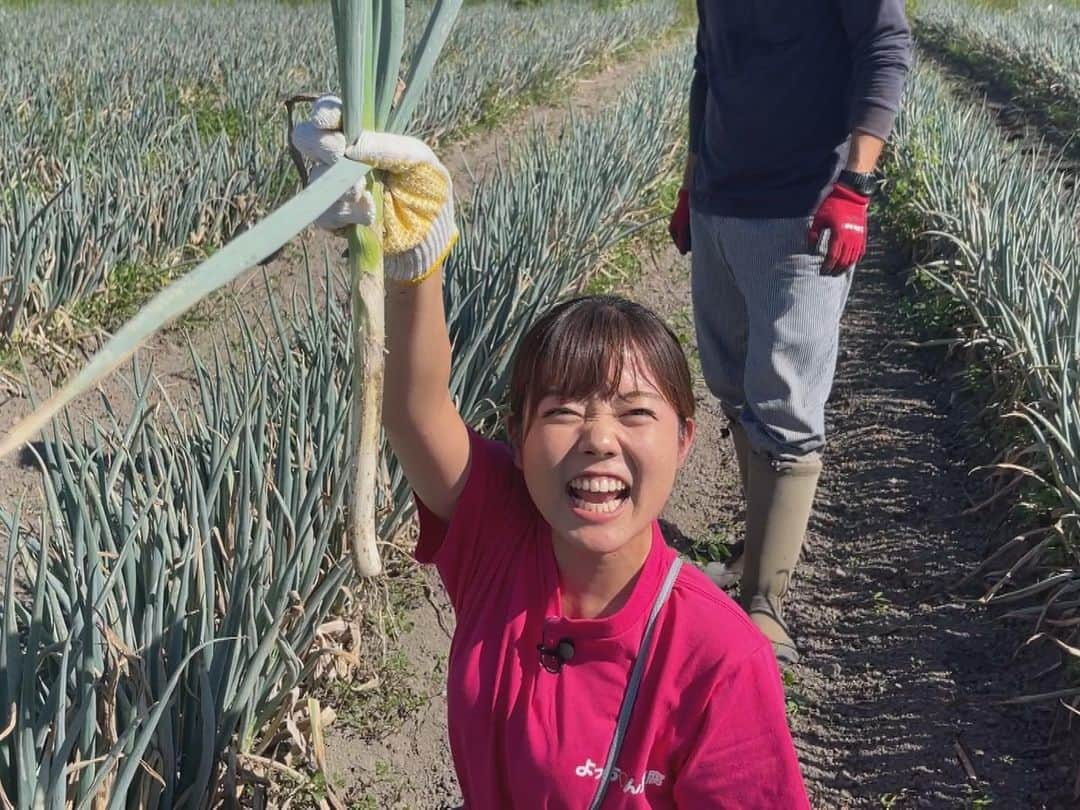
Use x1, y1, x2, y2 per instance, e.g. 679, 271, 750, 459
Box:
514, 357, 695, 557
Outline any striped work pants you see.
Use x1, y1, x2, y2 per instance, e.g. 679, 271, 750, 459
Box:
689, 210, 855, 462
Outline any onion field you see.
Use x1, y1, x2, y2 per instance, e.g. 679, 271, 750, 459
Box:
0, 0, 674, 339
914, 0, 1080, 124
888, 2, 1080, 730
0, 1, 689, 796
3, 0, 1080, 804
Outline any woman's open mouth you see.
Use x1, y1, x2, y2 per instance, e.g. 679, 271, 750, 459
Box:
566, 475, 630, 516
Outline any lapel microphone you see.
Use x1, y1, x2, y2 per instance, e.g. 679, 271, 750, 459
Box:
537, 637, 575, 674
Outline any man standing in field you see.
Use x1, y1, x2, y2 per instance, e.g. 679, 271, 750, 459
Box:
669, 0, 912, 665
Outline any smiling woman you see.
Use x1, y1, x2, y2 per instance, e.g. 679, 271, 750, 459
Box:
370, 125, 812, 804
508, 297, 696, 567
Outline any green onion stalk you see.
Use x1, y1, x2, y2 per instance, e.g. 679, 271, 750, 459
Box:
348, 223, 386, 576
337, 0, 388, 577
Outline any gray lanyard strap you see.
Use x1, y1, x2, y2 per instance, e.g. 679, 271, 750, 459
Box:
589, 557, 683, 810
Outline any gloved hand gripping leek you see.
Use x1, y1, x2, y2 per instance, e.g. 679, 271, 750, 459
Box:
292, 94, 459, 576
292, 94, 459, 285
0, 0, 463, 579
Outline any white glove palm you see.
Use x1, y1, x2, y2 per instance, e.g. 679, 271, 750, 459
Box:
291, 95, 459, 285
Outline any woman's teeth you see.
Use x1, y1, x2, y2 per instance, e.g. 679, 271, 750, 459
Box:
570, 496, 624, 514
568, 476, 629, 514
568, 476, 627, 493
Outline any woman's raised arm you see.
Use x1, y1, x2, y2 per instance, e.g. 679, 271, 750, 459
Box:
382, 270, 470, 523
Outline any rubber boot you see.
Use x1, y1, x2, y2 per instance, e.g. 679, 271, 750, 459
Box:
740, 451, 822, 667
704, 419, 752, 589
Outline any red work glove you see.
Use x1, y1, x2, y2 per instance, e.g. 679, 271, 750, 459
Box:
808, 184, 870, 274
668, 188, 691, 255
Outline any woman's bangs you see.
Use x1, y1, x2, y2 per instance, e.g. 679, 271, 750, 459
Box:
508, 295, 695, 439
530, 308, 640, 406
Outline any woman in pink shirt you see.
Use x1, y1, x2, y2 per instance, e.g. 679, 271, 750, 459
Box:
296, 103, 810, 808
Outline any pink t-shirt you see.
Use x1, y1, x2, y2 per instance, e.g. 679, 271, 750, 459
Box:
415, 430, 809, 808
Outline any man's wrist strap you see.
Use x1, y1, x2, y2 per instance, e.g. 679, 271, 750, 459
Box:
837, 169, 876, 197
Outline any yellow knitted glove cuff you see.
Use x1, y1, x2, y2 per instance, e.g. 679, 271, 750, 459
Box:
388, 230, 461, 287
382, 194, 458, 285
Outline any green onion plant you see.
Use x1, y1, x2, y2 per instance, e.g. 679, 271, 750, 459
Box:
0, 0, 466, 579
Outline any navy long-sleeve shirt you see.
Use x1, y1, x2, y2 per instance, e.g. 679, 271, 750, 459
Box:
689, 0, 912, 217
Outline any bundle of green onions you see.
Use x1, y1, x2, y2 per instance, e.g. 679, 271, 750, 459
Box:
0, 0, 462, 578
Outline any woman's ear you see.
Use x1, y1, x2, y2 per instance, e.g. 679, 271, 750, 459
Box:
677, 418, 696, 466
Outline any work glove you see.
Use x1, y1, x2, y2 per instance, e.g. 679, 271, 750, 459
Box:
668, 188, 691, 255
808, 184, 869, 275
291, 94, 459, 285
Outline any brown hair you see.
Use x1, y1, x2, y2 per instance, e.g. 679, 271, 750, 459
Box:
507, 295, 695, 442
